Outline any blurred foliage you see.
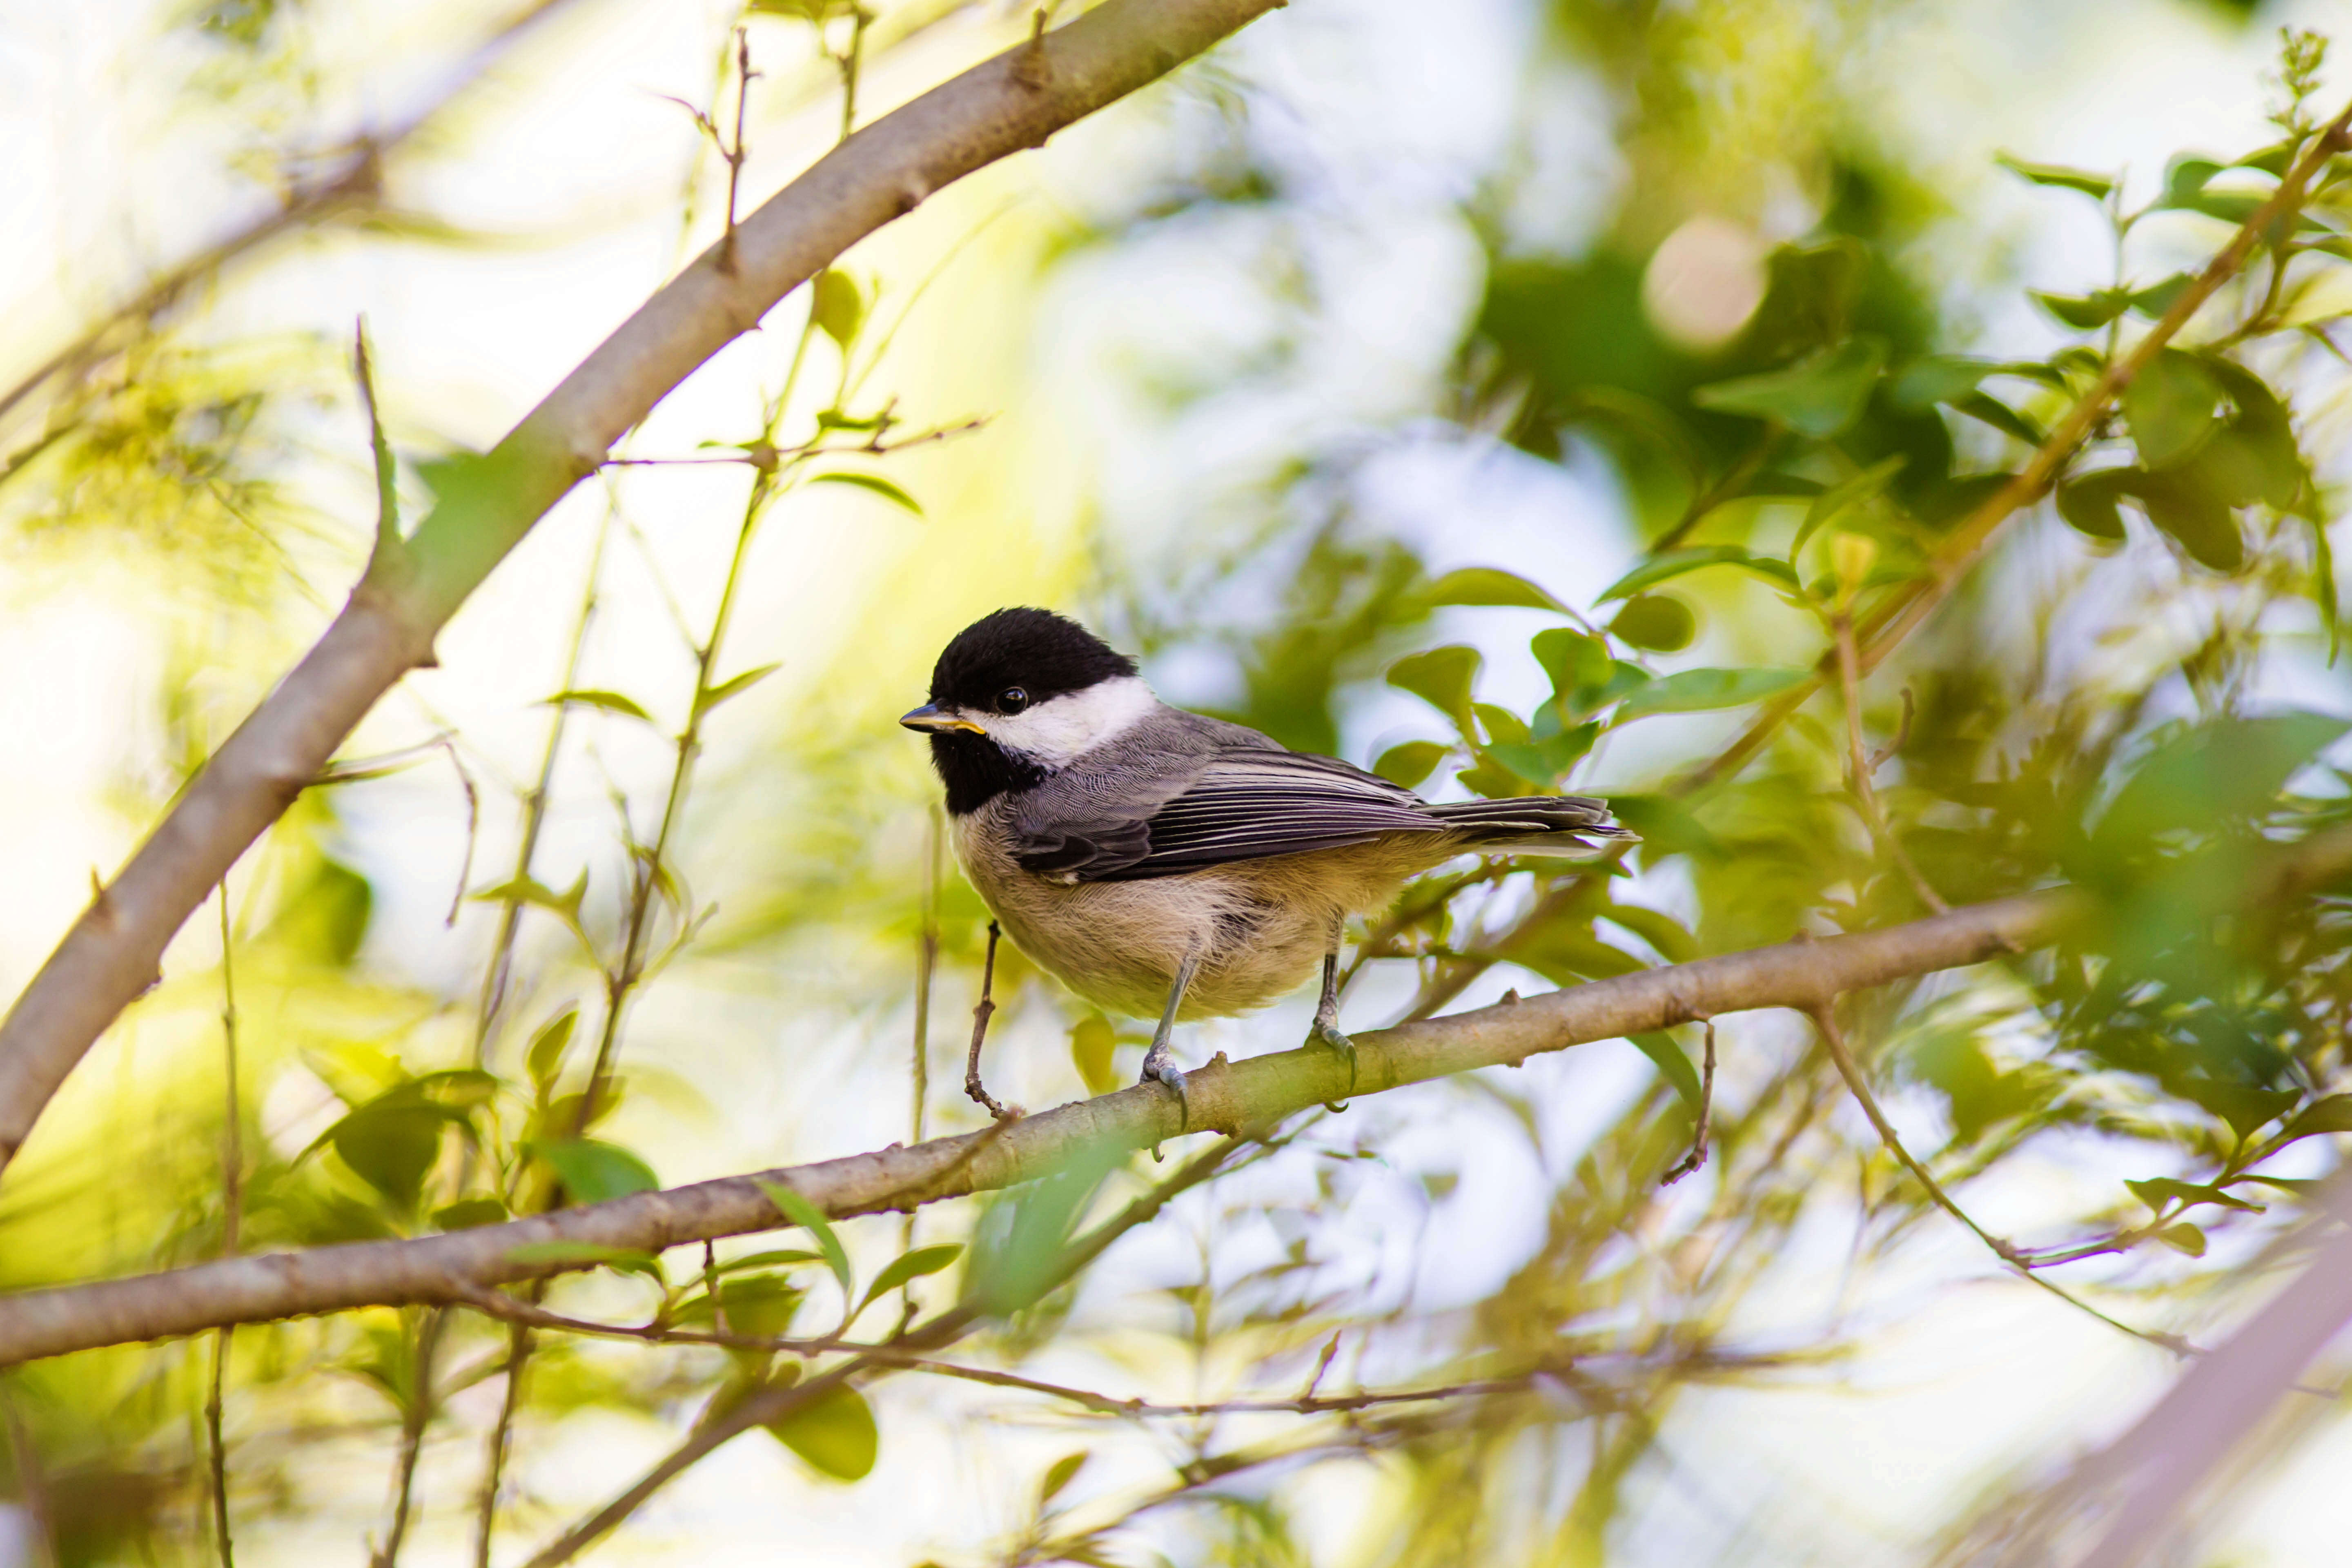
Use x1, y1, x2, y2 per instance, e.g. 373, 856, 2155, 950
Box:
7, 2, 2352, 1568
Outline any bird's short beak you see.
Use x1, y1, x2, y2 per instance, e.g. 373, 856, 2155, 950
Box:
900, 702, 984, 735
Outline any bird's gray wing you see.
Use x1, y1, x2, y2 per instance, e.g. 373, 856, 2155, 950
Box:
1011, 747, 1442, 883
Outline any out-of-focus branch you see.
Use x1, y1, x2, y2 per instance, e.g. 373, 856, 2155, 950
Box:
1682, 97, 2352, 793
0, 0, 1292, 1180
1990, 1176, 2352, 1568
0, 0, 584, 434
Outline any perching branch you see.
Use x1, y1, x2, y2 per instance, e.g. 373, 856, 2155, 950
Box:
8, 825, 2348, 1371
0, 0, 1292, 1179
0, 888, 2067, 1368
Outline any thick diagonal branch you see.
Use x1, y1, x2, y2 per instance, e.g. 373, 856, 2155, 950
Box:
0, 890, 2062, 1367
0, 0, 1290, 1178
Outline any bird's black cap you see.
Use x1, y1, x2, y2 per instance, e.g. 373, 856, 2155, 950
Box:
927, 607, 1137, 711
918, 609, 1137, 816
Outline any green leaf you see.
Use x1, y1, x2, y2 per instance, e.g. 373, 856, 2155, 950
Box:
757, 1178, 854, 1299
2155, 1223, 2207, 1257
1995, 151, 2116, 200
2158, 156, 2225, 209
2277, 1094, 2352, 1141
329, 1102, 457, 1208
1690, 337, 1886, 438
1614, 667, 1809, 722
1596, 546, 1800, 604
1418, 567, 1564, 612
542, 689, 656, 723
2136, 470, 2242, 572
2236, 140, 2299, 177
2031, 290, 2129, 330
811, 268, 864, 347
696, 662, 781, 718
2123, 350, 2222, 469
526, 1007, 579, 1092
1530, 628, 1612, 695
503, 1240, 664, 1282
2128, 272, 2197, 319
767, 1384, 878, 1481
1373, 741, 1449, 789
533, 1138, 660, 1204
858, 1244, 964, 1313
433, 1197, 510, 1231
1799, 455, 1908, 546
2125, 1177, 2264, 1216
2056, 469, 2135, 542
1630, 1031, 1703, 1109
810, 472, 921, 515
1386, 646, 1481, 729
1038, 1450, 1089, 1510
1889, 356, 1996, 410
2204, 358, 2309, 509
1069, 1014, 1119, 1096
1608, 595, 1695, 652
1947, 391, 2047, 447
2098, 713, 2349, 847
469, 872, 587, 922
1483, 722, 1599, 787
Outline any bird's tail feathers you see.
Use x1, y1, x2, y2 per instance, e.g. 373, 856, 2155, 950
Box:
1421, 795, 1634, 858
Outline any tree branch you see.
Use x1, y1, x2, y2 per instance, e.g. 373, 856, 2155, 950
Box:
10, 821, 2348, 1371
0, 0, 1291, 1178
0, 888, 2065, 1368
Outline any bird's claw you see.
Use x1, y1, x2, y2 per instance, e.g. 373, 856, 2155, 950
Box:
1140, 1056, 1190, 1147
1309, 1018, 1356, 1111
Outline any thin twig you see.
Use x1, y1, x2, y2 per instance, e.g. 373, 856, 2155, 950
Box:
966, 921, 1015, 1120
369, 1308, 450, 1568
206, 882, 241, 1568
1834, 612, 1949, 914
517, 1137, 1253, 1568
353, 317, 403, 578
1807, 1004, 2184, 1353
0, 1388, 52, 1568
1661, 1018, 1717, 1185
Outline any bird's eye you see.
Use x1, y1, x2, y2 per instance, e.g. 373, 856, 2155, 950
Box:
998, 687, 1030, 714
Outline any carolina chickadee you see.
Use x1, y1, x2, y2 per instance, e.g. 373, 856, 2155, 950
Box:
902, 608, 1631, 1122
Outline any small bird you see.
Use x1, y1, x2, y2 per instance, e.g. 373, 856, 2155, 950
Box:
901, 608, 1632, 1123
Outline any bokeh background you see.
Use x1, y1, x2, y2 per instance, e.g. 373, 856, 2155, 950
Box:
5, 0, 2352, 1563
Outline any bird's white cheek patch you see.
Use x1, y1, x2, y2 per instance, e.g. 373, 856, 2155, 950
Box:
985, 676, 1156, 767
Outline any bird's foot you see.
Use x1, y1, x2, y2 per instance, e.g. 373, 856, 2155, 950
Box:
1139, 1049, 1190, 1155
1309, 1018, 1356, 1110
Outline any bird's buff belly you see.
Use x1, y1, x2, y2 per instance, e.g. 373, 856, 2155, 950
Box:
956, 835, 1427, 1021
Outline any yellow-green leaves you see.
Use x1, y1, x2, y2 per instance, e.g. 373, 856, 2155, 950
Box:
532, 1138, 659, 1204
810, 471, 922, 515
1069, 1014, 1119, 1095
1373, 740, 1449, 788
1415, 566, 1566, 612
1691, 337, 1884, 438
767, 1384, 878, 1481
2124, 350, 2222, 470
1996, 151, 2116, 200
1386, 645, 1480, 730
811, 268, 864, 348
1613, 667, 1808, 722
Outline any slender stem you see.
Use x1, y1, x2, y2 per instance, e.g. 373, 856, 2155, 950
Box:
477, 507, 612, 1061
470, 1321, 532, 1568
0, 1388, 52, 1568
1660, 1018, 1717, 1186
518, 1136, 1255, 1568
1806, 1004, 2180, 1352
206, 882, 241, 1568
1833, 613, 1949, 915
370, 1308, 450, 1568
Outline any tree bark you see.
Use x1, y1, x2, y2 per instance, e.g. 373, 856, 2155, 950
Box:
0, 891, 2058, 1367
0, 0, 1291, 1178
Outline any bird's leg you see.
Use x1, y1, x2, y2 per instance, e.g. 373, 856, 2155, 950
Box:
1138, 945, 1203, 1137
1307, 918, 1356, 1107
963, 921, 1016, 1122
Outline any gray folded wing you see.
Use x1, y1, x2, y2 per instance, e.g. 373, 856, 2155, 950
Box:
1010, 748, 1446, 882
